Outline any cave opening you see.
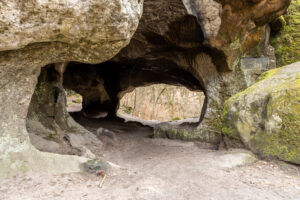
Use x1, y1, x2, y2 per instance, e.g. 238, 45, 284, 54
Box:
66, 90, 83, 113
63, 61, 206, 122
25, 59, 206, 154
117, 83, 205, 123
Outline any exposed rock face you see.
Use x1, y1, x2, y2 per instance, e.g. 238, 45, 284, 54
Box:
183, 0, 222, 39
222, 62, 300, 164
0, 0, 142, 61
0, 0, 142, 178
0, 0, 292, 178
27, 65, 102, 157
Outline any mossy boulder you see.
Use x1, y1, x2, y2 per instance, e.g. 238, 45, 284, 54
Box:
222, 62, 300, 164
154, 124, 221, 145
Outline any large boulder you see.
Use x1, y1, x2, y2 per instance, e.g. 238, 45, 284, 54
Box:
222, 62, 300, 164
0, 0, 142, 61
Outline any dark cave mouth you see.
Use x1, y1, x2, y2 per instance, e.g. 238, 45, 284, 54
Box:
62, 61, 206, 122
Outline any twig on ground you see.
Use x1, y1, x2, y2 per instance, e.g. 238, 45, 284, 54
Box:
99, 174, 107, 188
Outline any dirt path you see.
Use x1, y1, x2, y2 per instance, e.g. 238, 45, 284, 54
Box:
1, 117, 300, 200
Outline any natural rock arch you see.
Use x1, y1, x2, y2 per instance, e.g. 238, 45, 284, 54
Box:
0, 0, 291, 178
0, 0, 143, 178
63, 61, 204, 119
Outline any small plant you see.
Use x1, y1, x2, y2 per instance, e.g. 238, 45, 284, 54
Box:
172, 117, 181, 121
72, 98, 82, 104
121, 105, 133, 114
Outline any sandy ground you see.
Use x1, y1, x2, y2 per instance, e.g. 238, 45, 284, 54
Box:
1, 114, 300, 200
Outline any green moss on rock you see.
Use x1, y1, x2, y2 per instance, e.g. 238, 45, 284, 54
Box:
256, 68, 281, 82
154, 125, 194, 141
271, 0, 300, 66
154, 124, 221, 144
251, 88, 300, 163
222, 62, 300, 164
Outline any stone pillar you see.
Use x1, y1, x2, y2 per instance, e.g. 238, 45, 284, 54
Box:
192, 53, 223, 144
0, 58, 40, 155
0, 53, 87, 179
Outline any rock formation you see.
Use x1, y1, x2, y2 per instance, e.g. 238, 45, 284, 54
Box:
0, 0, 142, 178
222, 62, 300, 165
63, 0, 291, 139
0, 0, 293, 178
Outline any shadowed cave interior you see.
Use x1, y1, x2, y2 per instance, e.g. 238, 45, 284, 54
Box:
63, 61, 206, 122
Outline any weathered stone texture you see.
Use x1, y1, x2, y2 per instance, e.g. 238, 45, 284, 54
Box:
0, 0, 142, 61
0, 0, 142, 178
183, 0, 222, 39
222, 62, 300, 164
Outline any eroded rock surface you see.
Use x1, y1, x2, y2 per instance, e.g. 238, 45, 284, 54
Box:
0, 0, 142, 61
222, 62, 300, 164
0, 0, 142, 178
0, 0, 293, 178
183, 0, 222, 39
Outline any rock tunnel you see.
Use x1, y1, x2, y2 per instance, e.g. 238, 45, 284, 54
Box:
63, 61, 204, 120
0, 0, 292, 177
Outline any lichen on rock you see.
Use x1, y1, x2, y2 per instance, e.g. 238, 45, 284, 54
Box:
222, 62, 300, 164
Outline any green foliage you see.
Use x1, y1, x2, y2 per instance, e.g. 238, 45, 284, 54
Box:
172, 117, 181, 121
120, 105, 133, 114
271, 0, 300, 66
221, 126, 237, 138
72, 98, 82, 104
